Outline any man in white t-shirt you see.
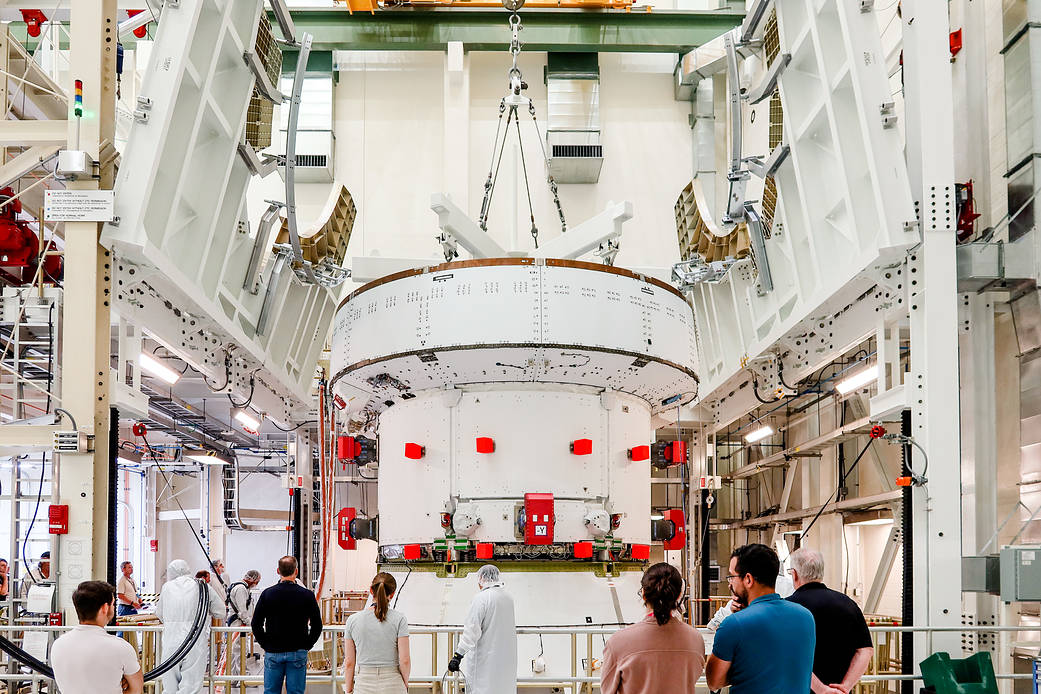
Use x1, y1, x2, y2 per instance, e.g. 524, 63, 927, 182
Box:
51, 580, 143, 694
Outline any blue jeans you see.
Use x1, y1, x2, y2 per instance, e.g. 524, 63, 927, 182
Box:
264, 649, 308, 694
117, 604, 138, 617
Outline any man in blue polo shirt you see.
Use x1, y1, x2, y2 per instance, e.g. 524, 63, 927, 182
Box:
706, 543, 816, 694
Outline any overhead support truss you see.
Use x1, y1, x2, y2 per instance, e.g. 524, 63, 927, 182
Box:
277, 9, 744, 53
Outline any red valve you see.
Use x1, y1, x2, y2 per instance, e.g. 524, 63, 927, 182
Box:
404, 443, 425, 460
20, 11, 47, 39
570, 438, 592, 455
132, 422, 148, 437
870, 425, 887, 439
573, 542, 593, 559
628, 445, 650, 461
476, 437, 495, 454
126, 10, 149, 39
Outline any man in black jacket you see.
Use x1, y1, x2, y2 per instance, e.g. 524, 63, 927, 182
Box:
251, 556, 323, 694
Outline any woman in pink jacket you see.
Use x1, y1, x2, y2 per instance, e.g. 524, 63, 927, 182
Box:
601, 563, 706, 694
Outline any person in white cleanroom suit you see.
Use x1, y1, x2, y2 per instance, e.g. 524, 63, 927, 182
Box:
447, 564, 517, 693
156, 559, 225, 694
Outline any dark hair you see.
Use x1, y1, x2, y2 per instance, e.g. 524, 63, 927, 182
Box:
195, 570, 210, 580
371, 572, 397, 622
641, 562, 683, 626
40, 551, 50, 560
732, 543, 779, 588
72, 581, 115, 622
120, 561, 132, 570
278, 555, 298, 578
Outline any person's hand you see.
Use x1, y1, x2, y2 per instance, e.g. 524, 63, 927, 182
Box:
121, 676, 129, 691
448, 653, 463, 672
820, 686, 845, 694
829, 685, 850, 694
728, 599, 744, 613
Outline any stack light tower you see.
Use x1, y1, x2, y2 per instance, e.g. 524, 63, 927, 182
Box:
330, 253, 699, 678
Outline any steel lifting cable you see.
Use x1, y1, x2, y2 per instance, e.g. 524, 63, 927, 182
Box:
475, 9, 569, 244
528, 99, 567, 234
481, 105, 515, 233
512, 113, 539, 248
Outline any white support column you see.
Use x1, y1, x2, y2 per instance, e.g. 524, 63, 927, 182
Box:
56, 0, 117, 613
902, 0, 963, 655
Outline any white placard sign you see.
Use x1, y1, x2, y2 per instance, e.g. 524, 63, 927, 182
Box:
44, 189, 115, 222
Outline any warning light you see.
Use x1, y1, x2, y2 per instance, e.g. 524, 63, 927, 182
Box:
74, 80, 83, 118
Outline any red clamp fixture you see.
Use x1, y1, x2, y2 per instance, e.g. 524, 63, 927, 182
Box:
125, 9, 149, 38
404, 443, 425, 460
20, 10, 47, 38
631, 544, 650, 561
476, 437, 495, 454
573, 542, 593, 559
628, 445, 650, 461
570, 438, 592, 455
476, 543, 494, 560
662, 509, 686, 551
403, 544, 422, 561
337, 435, 359, 461
337, 508, 357, 550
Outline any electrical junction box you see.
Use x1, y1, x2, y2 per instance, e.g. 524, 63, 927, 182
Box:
697, 476, 723, 490
48, 504, 68, 534
524, 493, 554, 545
999, 546, 1041, 601
283, 474, 305, 490
56, 150, 95, 181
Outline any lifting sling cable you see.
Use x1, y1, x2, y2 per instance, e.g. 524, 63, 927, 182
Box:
475, 10, 567, 246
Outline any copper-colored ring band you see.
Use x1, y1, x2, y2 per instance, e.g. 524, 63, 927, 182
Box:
338, 257, 685, 311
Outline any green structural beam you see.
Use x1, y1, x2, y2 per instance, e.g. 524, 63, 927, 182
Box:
283, 8, 744, 53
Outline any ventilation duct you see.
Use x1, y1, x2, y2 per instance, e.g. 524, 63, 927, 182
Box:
546, 53, 602, 184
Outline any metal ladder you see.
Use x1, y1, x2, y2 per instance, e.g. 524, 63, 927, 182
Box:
0, 289, 59, 422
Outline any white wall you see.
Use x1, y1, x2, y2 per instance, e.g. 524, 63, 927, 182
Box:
247, 50, 693, 292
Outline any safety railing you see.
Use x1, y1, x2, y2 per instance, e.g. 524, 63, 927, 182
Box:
2, 623, 1041, 693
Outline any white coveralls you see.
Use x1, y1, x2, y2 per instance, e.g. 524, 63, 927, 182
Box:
456, 583, 517, 694
157, 559, 226, 694
227, 582, 257, 676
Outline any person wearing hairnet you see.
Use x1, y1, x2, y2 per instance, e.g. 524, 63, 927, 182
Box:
156, 559, 225, 694
227, 569, 262, 678
447, 565, 517, 693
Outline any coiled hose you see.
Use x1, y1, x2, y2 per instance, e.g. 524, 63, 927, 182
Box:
0, 580, 209, 681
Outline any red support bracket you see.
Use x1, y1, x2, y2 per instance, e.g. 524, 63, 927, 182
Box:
476, 543, 494, 560
570, 438, 592, 455
404, 443, 425, 460
628, 445, 650, 461
20, 11, 47, 38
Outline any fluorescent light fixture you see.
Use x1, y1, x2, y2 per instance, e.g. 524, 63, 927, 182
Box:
185, 450, 229, 466
650, 514, 664, 521
139, 352, 181, 385
234, 408, 261, 430
0, 412, 12, 421
849, 518, 893, 527
744, 425, 774, 443
836, 365, 878, 394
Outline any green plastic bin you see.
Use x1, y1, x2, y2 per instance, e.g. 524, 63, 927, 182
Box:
920, 652, 998, 694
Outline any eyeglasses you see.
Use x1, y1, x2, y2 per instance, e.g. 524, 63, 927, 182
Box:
725, 574, 743, 583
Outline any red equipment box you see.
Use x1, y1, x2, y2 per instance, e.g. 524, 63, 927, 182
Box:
524, 493, 554, 545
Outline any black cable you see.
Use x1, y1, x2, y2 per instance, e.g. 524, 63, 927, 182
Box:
751, 379, 778, 404
45, 301, 54, 413
201, 353, 231, 393
228, 369, 260, 409
270, 419, 317, 432
139, 433, 228, 591
393, 563, 412, 609
54, 407, 77, 431
801, 438, 875, 539
19, 453, 46, 599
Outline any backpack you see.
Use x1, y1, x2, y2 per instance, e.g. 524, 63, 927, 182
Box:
225, 581, 252, 625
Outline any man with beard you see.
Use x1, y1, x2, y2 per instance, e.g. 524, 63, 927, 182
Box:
706, 544, 815, 694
